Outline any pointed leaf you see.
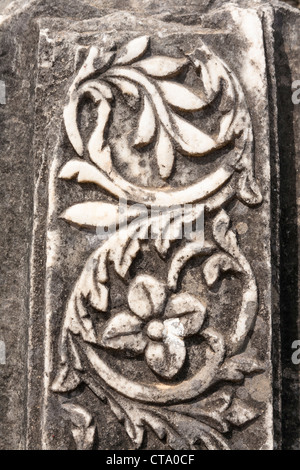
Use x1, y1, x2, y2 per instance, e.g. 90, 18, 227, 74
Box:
170, 390, 233, 434
134, 95, 156, 148
154, 205, 204, 257
106, 397, 145, 448
158, 81, 207, 111
64, 95, 83, 156
62, 404, 96, 450
74, 47, 115, 87
114, 36, 149, 65
88, 99, 112, 171
134, 56, 188, 78
128, 275, 167, 320
172, 113, 217, 156
153, 207, 184, 257
156, 126, 174, 179
62, 403, 93, 428
110, 237, 141, 278
58, 159, 116, 192
237, 171, 263, 206
74, 46, 99, 87
61, 201, 142, 230
51, 364, 81, 393
64, 79, 113, 158
168, 242, 214, 291
220, 352, 265, 382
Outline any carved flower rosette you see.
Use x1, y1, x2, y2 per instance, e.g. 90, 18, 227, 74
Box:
52, 35, 265, 450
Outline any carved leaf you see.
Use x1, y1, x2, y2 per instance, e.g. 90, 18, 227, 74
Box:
85, 377, 146, 448
60, 201, 142, 231
62, 403, 93, 428
212, 209, 237, 254
225, 399, 261, 427
88, 99, 112, 171
154, 204, 204, 256
134, 95, 156, 148
133, 56, 188, 78
58, 159, 124, 196
74, 46, 99, 87
203, 253, 242, 287
169, 391, 262, 437
108, 77, 140, 98
142, 408, 230, 450
74, 47, 115, 87
219, 352, 265, 382
103, 393, 145, 447
164, 293, 206, 337
153, 210, 182, 257
100, 311, 146, 354
237, 171, 263, 206
171, 113, 217, 156
168, 242, 215, 291
114, 36, 149, 66
64, 80, 113, 158
219, 109, 235, 141
108, 397, 144, 445
158, 81, 207, 111
128, 275, 167, 320
155, 126, 174, 179
72, 426, 96, 451
62, 403, 96, 450
170, 390, 233, 434
64, 95, 84, 156
110, 237, 141, 278
75, 259, 109, 317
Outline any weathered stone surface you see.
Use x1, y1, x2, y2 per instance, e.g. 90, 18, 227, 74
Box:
0, 0, 299, 450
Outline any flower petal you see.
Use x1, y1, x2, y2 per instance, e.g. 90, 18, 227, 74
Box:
164, 293, 206, 337
145, 337, 186, 379
128, 275, 167, 320
99, 311, 146, 354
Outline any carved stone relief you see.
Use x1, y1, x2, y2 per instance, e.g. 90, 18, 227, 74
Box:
27, 5, 276, 450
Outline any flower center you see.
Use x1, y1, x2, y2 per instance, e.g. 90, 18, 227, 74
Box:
146, 320, 164, 341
